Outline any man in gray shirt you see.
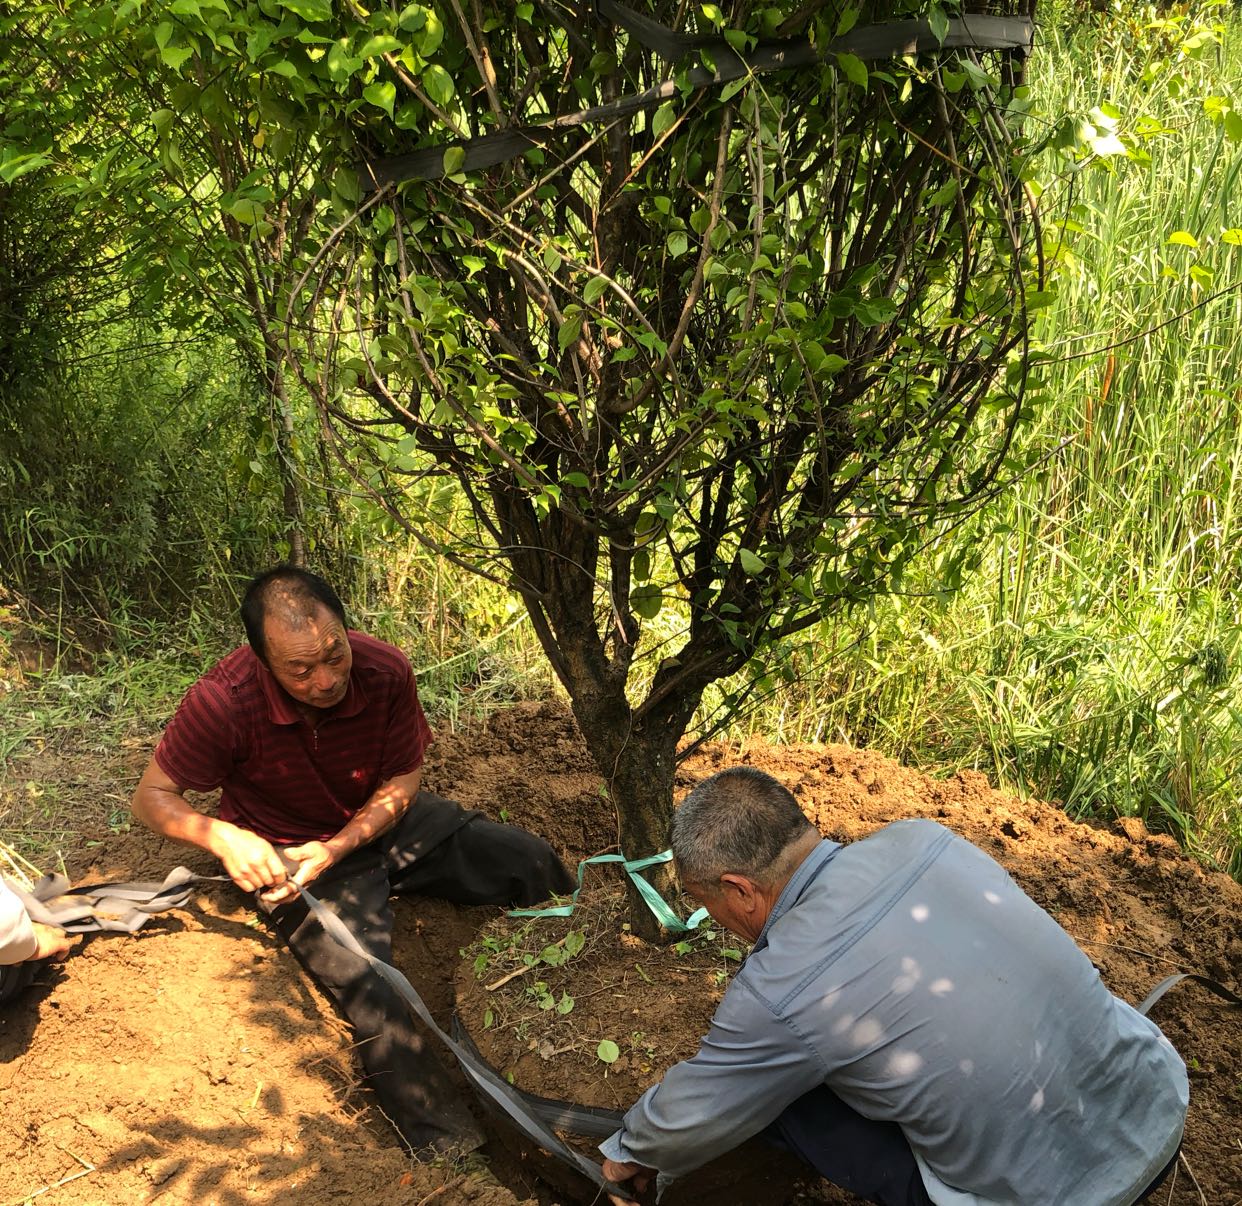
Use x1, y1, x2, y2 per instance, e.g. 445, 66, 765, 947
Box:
1, 876, 75, 1003
600, 768, 1187, 1205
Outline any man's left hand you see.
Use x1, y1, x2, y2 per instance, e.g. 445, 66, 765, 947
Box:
602, 1158, 654, 1204
260, 841, 335, 903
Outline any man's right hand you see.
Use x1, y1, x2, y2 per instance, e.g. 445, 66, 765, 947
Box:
30, 922, 77, 961
210, 824, 288, 894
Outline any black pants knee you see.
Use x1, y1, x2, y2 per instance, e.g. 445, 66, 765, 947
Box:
0, 960, 39, 1004
264, 793, 572, 1153
764, 1084, 934, 1206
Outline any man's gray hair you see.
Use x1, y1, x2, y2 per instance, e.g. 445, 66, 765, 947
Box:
671, 767, 816, 887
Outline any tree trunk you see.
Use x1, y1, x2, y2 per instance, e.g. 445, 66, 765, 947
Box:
572, 697, 682, 943
265, 347, 306, 568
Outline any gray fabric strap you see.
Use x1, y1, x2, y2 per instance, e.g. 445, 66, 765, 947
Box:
3, 868, 228, 935
1135, 971, 1242, 1017
362, 5, 1034, 190
298, 885, 625, 1195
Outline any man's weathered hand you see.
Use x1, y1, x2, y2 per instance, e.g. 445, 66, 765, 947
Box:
284, 841, 335, 889
211, 824, 288, 895
602, 1158, 654, 1203
30, 921, 77, 961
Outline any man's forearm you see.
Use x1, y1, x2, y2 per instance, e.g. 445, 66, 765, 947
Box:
132, 782, 237, 858
324, 767, 422, 861
133, 763, 291, 895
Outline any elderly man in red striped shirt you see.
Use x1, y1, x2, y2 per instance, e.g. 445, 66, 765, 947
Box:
132, 565, 573, 1156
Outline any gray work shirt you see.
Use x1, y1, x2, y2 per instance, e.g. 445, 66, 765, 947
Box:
600, 821, 1187, 1205
0, 876, 36, 965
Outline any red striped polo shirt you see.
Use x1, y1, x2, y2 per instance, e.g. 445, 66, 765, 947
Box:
154, 631, 433, 844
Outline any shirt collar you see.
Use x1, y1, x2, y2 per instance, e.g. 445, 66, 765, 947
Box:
253, 634, 369, 726
755, 837, 841, 949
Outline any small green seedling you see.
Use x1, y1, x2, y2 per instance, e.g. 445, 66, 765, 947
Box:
597, 1039, 620, 1064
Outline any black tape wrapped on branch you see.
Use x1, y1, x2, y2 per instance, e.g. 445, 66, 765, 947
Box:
360, 2, 1034, 191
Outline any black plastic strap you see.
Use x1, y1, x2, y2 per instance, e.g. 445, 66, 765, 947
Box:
1136, 972, 1242, 1017
450, 1013, 624, 1139
298, 885, 625, 1195
362, 7, 1033, 190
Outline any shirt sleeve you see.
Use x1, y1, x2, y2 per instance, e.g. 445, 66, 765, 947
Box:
0, 878, 37, 965
378, 655, 433, 780
153, 676, 240, 792
598, 974, 827, 1181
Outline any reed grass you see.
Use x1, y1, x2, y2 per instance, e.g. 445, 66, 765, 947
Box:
707, 6, 1242, 876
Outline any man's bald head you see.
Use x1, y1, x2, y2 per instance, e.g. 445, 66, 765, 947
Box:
241, 566, 347, 664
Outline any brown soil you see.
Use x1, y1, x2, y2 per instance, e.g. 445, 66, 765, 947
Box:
2, 701, 1240, 1206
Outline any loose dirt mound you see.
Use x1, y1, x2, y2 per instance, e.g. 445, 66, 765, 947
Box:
2, 701, 1239, 1205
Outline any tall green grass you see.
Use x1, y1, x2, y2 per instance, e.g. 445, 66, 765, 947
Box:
710, 5, 1242, 876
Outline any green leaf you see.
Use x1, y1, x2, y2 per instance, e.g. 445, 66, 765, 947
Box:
225, 198, 265, 225
336, 167, 362, 202
651, 101, 677, 138
556, 992, 575, 1015
689, 207, 713, 236
398, 4, 428, 31
359, 34, 402, 58
1222, 228, 1242, 246
854, 297, 898, 326
277, 0, 332, 19
583, 275, 609, 305
483, 1008, 494, 1028
666, 230, 688, 257
422, 63, 455, 107
1189, 263, 1214, 289
159, 44, 194, 71
596, 1039, 620, 1064
630, 583, 662, 619
0, 150, 52, 184
326, 40, 362, 82
558, 310, 583, 353
927, 4, 950, 45
442, 145, 465, 176
363, 81, 396, 116
837, 53, 868, 89
419, 12, 444, 55
738, 547, 766, 575
563, 471, 590, 489
1167, 231, 1199, 249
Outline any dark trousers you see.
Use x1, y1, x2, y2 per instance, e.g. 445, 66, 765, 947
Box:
766, 1084, 1180, 1206
765, 1085, 934, 1206
264, 792, 573, 1153
0, 960, 39, 1004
